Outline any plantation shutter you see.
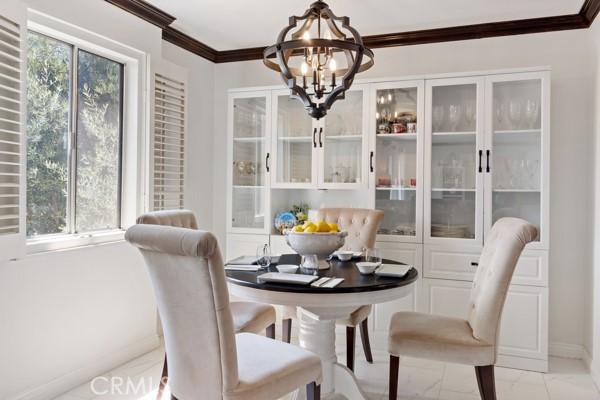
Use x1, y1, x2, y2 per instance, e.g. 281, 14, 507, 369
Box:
151, 61, 187, 211
0, 1, 25, 261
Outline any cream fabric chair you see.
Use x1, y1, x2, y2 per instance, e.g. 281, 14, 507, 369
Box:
387, 218, 537, 400
136, 210, 276, 399
126, 224, 322, 400
282, 208, 384, 371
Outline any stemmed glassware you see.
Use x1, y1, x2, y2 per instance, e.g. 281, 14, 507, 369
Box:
524, 99, 540, 129
508, 100, 522, 130
447, 105, 462, 132
365, 248, 382, 266
464, 102, 476, 130
256, 244, 272, 270
432, 105, 444, 132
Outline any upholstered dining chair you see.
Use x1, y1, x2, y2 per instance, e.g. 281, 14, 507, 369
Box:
387, 218, 537, 400
282, 208, 384, 371
136, 210, 277, 399
126, 224, 322, 400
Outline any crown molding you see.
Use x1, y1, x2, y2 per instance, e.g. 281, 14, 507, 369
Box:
162, 26, 218, 62
104, 0, 175, 29
105, 0, 600, 63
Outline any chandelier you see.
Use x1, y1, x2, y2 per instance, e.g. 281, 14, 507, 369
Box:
263, 1, 374, 119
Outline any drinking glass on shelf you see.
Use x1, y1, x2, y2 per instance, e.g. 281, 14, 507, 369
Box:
508, 100, 522, 130
526, 159, 540, 190
524, 99, 540, 129
447, 105, 462, 131
256, 244, 272, 270
365, 248, 382, 266
432, 105, 445, 132
464, 102, 476, 129
495, 102, 507, 131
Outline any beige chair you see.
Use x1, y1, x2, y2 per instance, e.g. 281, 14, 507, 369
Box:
126, 224, 322, 400
282, 208, 384, 371
387, 218, 538, 400
137, 210, 276, 399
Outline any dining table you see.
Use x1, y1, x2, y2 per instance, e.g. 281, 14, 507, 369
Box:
226, 254, 419, 400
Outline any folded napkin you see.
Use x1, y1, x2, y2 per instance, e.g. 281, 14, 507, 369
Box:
225, 265, 261, 272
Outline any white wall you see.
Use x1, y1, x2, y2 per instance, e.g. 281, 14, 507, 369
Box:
589, 18, 600, 383
161, 42, 215, 231
0, 1, 164, 399
212, 29, 597, 352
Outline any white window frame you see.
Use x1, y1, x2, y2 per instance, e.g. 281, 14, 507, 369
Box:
25, 10, 148, 254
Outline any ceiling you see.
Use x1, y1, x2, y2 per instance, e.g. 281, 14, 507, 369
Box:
145, 0, 584, 51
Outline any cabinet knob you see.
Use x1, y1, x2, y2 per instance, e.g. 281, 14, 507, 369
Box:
313, 128, 317, 148
471, 262, 479, 268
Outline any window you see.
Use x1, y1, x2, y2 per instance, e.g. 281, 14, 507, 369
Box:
26, 31, 124, 237
153, 73, 185, 211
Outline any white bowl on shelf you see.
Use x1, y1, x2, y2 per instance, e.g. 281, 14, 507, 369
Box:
356, 261, 380, 275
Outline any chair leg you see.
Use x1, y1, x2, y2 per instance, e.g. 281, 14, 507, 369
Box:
266, 323, 275, 339
389, 355, 399, 400
282, 318, 292, 343
475, 365, 497, 400
157, 355, 168, 400
306, 382, 321, 400
346, 326, 356, 371
359, 318, 373, 363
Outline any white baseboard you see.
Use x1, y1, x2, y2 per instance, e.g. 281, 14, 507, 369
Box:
9, 334, 161, 400
583, 348, 600, 391
549, 342, 585, 359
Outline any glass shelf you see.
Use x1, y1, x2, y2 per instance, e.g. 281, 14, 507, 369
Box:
375, 85, 419, 237
323, 90, 364, 184
231, 96, 267, 230
429, 81, 479, 240
491, 78, 543, 241
275, 94, 313, 185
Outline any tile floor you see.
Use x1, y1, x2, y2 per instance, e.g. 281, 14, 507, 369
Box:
54, 341, 600, 400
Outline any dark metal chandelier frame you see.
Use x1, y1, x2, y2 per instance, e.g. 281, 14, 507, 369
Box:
263, 1, 374, 119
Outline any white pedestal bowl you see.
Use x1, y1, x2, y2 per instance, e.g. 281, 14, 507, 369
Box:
285, 231, 347, 270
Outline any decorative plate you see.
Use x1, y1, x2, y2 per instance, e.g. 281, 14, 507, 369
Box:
274, 212, 297, 233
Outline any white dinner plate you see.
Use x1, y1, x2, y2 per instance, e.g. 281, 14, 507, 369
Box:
375, 264, 413, 278
258, 272, 319, 285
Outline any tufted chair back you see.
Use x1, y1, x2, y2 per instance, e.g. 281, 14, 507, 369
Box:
467, 218, 537, 349
136, 209, 198, 230
126, 225, 238, 400
312, 208, 384, 252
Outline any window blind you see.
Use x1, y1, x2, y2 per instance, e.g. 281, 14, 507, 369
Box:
153, 73, 185, 211
0, 14, 22, 236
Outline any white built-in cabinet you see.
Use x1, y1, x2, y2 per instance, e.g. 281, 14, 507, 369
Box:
226, 68, 550, 372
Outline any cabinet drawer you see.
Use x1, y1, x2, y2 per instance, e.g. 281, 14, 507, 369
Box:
424, 246, 547, 286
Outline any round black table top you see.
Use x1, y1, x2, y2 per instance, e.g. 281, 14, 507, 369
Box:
226, 254, 418, 294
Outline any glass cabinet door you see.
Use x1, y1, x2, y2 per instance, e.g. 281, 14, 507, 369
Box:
272, 93, 315, 187
320, 87, 367, 188
486, 73, 547, 246
230, 94, 269, 231
372, 81, 423, 240
426, 78, 484, 243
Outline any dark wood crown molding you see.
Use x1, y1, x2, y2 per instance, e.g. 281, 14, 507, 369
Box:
106, 0, 600, 63
162, 26, 218, 62
104, 0, 175, 29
